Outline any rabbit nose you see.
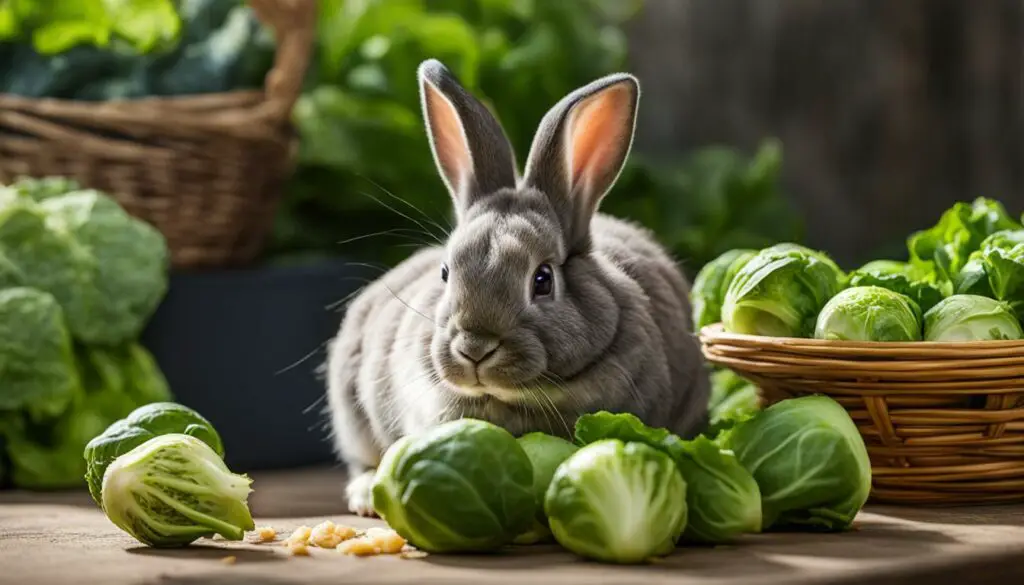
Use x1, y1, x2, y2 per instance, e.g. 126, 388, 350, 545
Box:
452, 333, 500, 365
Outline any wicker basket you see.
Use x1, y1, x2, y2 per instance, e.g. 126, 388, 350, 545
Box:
0, 0, 317, 269
699, 323, 1024, 506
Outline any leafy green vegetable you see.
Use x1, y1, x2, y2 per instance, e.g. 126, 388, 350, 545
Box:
691, 249, 757, 330
847, 260, 948, 314
544, 440, 688, 564
0, 287, 78, 420
84, 402, 223, 507
676, 436, 761, 544
371, 419, 535, 553
514, 432, 579, 545
574, 411, 682, 452
0, 0, 181, 55
11, 176, 82, 201
922, 295, 1023, 342
814, 286, 923, 342
726, 395, 871, 532
908, 198, 1021, 282
40, 189, 169, 346
722, 243, 845, 337
101, 433, 254, 547
706, 369, 760, 439
953, 231, 1024, 319
0, 194, 99, 343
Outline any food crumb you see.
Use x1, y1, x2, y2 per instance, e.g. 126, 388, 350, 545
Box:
336, 527, 407, 556
399, 550, 429, 560
337, 537, 380, 556
253, 526, 277, 543
221, 556, 237, 565
308, 520, 358, 548
286, 541, 310, 557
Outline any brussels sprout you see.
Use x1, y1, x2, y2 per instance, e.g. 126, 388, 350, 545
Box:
908, 197, 1021, 281
514, 432, 579, 544
813, 286, 923, 342
101, 433, 255, 547
544, 440, 688, 564
707, 369, 760, 439
371, 419, 535, 553
84, 402, 223, 507
923, 295, 1023, 342
690, 249, 757, 330
847, 260, 948, 313
722, 243, 845, 337
676, 436, 761, 544
727, 395, 871, 532
0, 287, 78, 421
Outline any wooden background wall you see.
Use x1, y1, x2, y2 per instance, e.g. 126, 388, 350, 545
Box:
625, 0, 1024, 266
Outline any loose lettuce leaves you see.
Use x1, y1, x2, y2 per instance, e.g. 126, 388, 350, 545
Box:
908, 197, 1021, 282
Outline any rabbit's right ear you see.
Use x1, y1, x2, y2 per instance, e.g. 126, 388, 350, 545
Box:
418, 60, 517, 218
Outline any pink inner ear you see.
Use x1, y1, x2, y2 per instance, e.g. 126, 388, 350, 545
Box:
568, 84, 633, 195
424, 82, 472, 191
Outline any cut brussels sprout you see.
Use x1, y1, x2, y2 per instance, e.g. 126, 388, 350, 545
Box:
101, 433, 254, 547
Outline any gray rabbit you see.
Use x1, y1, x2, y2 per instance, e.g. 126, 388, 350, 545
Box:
326, 59, 710, 516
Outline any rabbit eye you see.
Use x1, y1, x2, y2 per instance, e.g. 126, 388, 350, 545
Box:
441, 263, 449, 283
532, 264, 554, 298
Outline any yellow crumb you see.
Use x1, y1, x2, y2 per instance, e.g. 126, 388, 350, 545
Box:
282, 526, 312, 546
366, 528, 406, 554
286, 540, 310, 557
399, 550, 429, 560
333, 524, 357, 540
253, 526, 277, 543
336, 538, 380, 556
221, 556, 237, 565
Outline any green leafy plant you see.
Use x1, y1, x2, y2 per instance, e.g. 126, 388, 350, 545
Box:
814, 286, 923, 342
847, 260, 949, 314
514, 432, 579, 545
371, 418, 535, 553
0, 0, 181, 55
690, 248, 757, 329
725, 395, 871, 532
923, 294, 1023, 342
83, 401, 222, 506
101, 433, 254, 547
721, 243, 845, 337
544, 439, 688, 564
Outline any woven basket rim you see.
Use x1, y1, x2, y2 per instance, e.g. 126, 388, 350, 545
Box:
699, 323, 1024, 351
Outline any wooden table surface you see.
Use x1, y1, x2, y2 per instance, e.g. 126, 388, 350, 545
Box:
1, 467, 1022, 585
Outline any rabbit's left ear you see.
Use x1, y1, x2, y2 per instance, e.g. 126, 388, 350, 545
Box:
522, 73, 639, 250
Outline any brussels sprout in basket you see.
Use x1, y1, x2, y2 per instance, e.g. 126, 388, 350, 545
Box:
691, 248, 757, 330
814, 286, 923, 342
923, 295, 1023, 342
722, 243, 845, 338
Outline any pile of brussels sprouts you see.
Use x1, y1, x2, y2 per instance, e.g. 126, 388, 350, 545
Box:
692, 197, 1024, 342
370, 395, 871, 564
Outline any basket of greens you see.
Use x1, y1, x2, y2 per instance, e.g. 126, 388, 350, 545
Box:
696, 197, 1024, 505
0, 0, 316, 268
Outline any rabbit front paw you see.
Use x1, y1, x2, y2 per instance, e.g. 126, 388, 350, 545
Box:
345, 469, 378, 517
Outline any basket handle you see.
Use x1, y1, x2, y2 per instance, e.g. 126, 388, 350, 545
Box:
247, 0, 318, 122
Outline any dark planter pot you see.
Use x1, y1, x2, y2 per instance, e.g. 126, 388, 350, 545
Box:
140, 258, 363, 472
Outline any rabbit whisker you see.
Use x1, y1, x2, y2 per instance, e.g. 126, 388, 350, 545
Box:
358, 175, 452, 240
358, 190, 446, 247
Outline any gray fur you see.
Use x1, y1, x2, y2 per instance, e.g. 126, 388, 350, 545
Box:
326, 59, 710, 515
